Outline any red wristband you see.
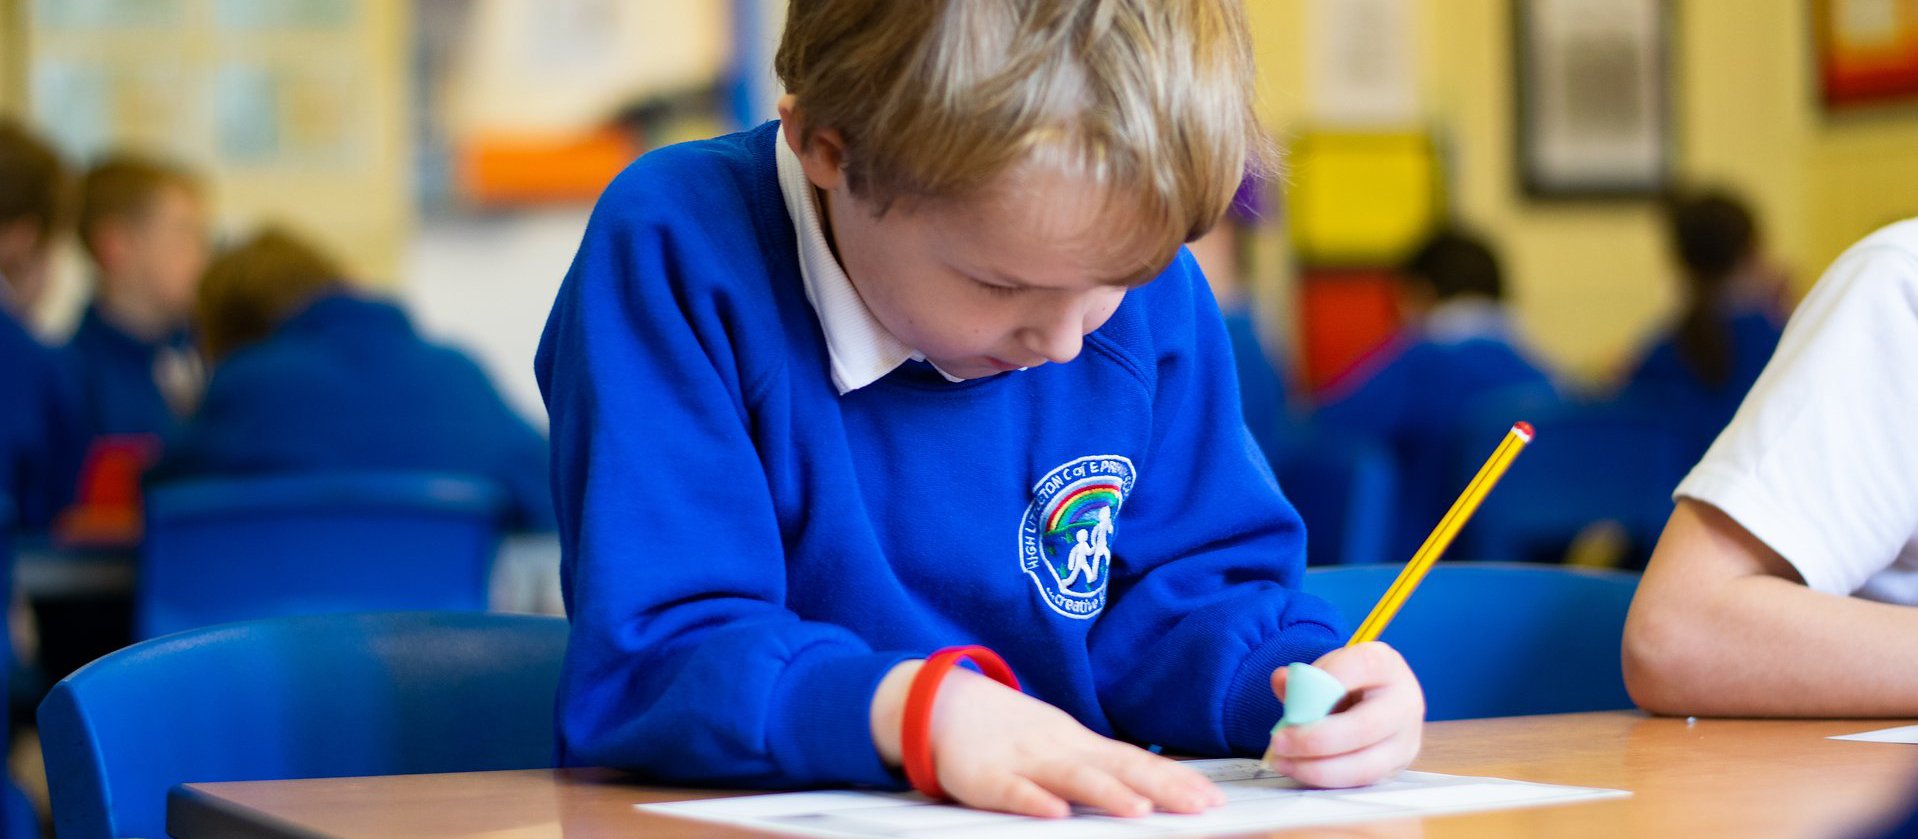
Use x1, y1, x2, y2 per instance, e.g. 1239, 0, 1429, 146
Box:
901, 645, 1020, 800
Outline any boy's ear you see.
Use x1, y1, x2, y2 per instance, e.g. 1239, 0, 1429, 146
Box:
777, 94, 847, 192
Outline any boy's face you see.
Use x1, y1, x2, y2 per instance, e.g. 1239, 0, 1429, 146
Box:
783, 112, 1167, 381
102, 184, 209, 325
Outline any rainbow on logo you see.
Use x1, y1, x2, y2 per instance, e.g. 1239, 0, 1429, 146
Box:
1043, 478, 1126, 535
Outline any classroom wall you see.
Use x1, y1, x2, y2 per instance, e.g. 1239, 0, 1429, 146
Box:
1247, 0, 1918, 383
0, 0, 22, 118
19, 0, 413, 291
201, 2, 414, 287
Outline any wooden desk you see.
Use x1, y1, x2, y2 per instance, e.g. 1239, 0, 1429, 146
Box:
170, 711, 1918, 839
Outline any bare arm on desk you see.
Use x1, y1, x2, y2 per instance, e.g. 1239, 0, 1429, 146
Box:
1623, 499, 1918, 717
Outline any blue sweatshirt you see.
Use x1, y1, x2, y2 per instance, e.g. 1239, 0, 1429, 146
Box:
1317, 307, 1557, 562
1, 306, 85, 529
537, 122, 1344, 790
157, 293, 555, 531
65, 302, 191, 441
1619, 309, 1783, 467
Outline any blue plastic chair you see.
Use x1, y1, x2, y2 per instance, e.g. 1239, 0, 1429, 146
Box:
1273, 432, 1399, 566
1453, 399, 1688, 567
138, 472, 508, 639
38, 611, 567, 839
1305, 563, 1638, 720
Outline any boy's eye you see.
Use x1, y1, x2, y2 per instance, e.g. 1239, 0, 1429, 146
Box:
973, 278, 1021, 297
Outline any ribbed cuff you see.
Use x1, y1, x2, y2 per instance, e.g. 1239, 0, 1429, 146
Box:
1220, 621, 1343, 754
768, 649, 918, 788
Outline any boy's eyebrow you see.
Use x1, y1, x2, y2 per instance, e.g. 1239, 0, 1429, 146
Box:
984, 265, 1162, 290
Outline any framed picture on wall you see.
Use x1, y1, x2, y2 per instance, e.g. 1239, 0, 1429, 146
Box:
1815, 0, 1918, 110
1513, 0, 1672, 198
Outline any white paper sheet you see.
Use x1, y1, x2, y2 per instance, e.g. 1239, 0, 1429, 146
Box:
637, 758, 1629, 838
1831, 725, 1918, 744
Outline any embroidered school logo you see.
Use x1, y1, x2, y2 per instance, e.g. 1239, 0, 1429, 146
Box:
1019, 455, 1135, 620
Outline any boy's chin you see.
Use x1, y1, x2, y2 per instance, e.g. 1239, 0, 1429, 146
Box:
945, 357, 1030, 380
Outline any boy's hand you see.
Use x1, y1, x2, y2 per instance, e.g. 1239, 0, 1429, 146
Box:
1264, 642, 1424, 788
873, 663, 1225, 819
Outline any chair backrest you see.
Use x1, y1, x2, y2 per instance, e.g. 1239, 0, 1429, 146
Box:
138, 472, 507, 639
1273, 433, 1399, 566
39, 611, 568, 839
1305, 563, 1637, 721
1454, 400, 1687, 566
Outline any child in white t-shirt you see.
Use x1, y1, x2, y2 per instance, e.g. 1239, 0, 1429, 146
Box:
1623, 218, 1918, 717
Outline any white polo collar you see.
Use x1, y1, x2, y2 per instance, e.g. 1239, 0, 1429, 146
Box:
775, 130, 964, 394
1422, 296, 1516, 345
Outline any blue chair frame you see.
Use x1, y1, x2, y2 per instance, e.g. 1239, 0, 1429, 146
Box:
39, 611, 567, 839
1305, 563, 1638, 721
138, 472, 508, 639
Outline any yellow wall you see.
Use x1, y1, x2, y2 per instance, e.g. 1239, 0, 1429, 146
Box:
0, 0, 21, 117
1248, 0, 1918, 383
208, 3, 413, 287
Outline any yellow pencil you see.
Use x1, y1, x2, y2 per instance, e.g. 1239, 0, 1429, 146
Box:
1347, 421, 1535, 646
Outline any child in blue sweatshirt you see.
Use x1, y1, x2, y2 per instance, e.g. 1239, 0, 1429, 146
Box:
156, 228, 554, 531
1316, 229, 1557, 562
67, 155, 210, 445
1618, 191, 1786, 468
0, 121, 85, 529
538, 0, 1424, 819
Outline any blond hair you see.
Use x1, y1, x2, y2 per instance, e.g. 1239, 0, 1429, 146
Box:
78, 153, 202, 261
774, 0, 1267, 268
196, 227, 345, 363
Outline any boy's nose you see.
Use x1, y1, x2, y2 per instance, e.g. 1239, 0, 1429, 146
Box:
1022, 321, 1084, 365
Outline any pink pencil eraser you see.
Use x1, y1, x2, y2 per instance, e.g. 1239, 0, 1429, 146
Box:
1513, 421, 1535, 440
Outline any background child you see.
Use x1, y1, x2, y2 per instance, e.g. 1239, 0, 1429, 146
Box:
0, 120, 85, 530
539, 0, 1423, 819
1617, 190, 1787, 467
1317, 229, 1557, 561
1188, 173, 1298, 461
1623, 218, 1918, 717
67, 154, 210, 443
154, 227, 554, 531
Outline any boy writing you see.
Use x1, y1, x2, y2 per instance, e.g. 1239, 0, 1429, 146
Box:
538, 0, 1423, 817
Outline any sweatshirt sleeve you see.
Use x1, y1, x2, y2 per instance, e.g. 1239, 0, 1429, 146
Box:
1089, 252, 1345, 757
536, 175, 912, 789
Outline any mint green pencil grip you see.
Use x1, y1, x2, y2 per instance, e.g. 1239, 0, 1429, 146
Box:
1271, 662, 1346, 732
